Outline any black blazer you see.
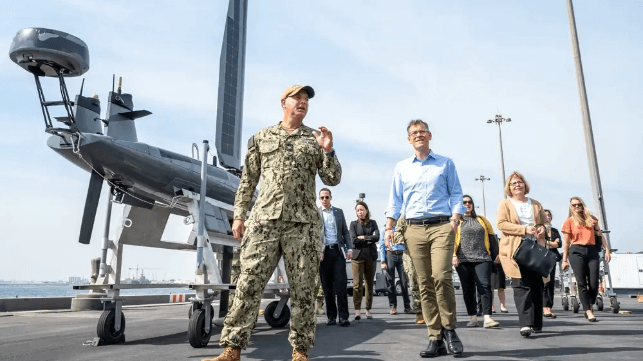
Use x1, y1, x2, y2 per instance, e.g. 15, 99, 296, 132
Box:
349, 219, 380, 261
318, 206, 351, 259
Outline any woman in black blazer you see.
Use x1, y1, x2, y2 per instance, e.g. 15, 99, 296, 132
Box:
349, 201, 380, 320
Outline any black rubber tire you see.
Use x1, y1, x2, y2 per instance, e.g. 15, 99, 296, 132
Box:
189, 304, 214, 320
97, 309, 125, 344
572, 297, 580, 313
264, 301, 290, 328
347, 287, 353, 297
395, 281, 403, 295
596, 296, 604, 311
610, 297, 620, 313
188, 309, 211, 348
562, 296, 569, 311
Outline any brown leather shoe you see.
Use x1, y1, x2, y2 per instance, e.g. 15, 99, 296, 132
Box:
201, 347, 241, 361
292, 348, 309, 361
390, 308, 398, 315
415, 314, 425, 324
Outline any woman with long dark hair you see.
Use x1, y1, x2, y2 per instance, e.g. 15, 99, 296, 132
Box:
561, 197, 611, 322
349, 201, 379, 320
453, 195, 499, 328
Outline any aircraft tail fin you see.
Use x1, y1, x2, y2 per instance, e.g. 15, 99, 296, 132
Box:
214, 0, 248, 170
79, 170, 103, 244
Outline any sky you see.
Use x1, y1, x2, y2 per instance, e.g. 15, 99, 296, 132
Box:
0, 0, 641, 282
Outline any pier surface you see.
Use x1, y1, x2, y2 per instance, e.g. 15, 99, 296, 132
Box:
1, 289, 642, 360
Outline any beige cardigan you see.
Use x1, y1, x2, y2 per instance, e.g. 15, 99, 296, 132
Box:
496, 198, 550, 279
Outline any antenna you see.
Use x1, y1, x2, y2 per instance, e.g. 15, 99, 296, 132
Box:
112, 74, 115, 92
79, 78, 85, 96
117, 76, 122, 94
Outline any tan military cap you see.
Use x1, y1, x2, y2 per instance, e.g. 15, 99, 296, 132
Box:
281, 85, 315, 100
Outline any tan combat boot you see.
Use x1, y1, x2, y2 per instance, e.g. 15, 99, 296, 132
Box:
201, 347, 241, 361
315, 300, 325, 315
415, 313, 425, 324
292, 348, 309, 361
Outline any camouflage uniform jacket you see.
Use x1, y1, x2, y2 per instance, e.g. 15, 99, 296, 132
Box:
394, 215, 407, 245
234, 123, 342, 223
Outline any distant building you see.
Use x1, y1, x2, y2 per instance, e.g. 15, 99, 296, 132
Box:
68, 277, 83, 283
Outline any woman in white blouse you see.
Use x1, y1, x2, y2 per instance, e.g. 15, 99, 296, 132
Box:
496, 172, 550, 338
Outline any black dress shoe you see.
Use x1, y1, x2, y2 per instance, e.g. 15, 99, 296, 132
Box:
442, 328, 464, 356
419, 339, 447, 358
326, 318, 336, 326
338, 318, 350, 327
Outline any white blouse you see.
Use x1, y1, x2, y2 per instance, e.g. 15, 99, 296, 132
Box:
510, 198, 534, 226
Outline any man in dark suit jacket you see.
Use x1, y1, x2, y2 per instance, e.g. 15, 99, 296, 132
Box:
318, 188, 352, 326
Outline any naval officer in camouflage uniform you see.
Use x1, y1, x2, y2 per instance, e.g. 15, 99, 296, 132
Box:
395, 216, 424, 323
205, 85, 341, 361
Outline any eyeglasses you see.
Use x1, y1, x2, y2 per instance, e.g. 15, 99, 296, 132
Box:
571, 203, 583, 208
463, 200, 473, 205
320, 196, 330, 200
408, 129, 429, 137
510, 181, 524, 187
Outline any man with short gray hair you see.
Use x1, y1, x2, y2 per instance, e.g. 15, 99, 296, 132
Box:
384, 119, 465, 358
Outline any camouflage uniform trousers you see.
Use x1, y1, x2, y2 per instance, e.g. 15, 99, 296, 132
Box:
228, 248, 241, 309
219, 218, 321, 351
403, 249, 422, 314
315, 272, 324, 305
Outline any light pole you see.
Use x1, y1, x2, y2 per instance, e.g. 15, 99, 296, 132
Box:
475, 175, 490, 217
487, 114, 511, 191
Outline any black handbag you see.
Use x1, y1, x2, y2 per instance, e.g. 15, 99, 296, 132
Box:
512, 237, 558, 278
488, 233, 499, 261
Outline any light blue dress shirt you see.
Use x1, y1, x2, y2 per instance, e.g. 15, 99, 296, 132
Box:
385, 150, 466, 220
321, 207, 338, 245
379, 230, 405, 261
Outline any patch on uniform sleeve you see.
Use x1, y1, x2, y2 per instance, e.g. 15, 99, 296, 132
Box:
247, 135, 256, 149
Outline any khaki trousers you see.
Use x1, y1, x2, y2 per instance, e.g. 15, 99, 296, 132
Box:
405, 221, 456, 340
351, 257, 375, 311
219, 218, 321, 350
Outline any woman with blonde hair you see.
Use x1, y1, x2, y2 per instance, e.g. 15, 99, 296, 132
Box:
496, 172, 550, 337
561, 197, 611, 322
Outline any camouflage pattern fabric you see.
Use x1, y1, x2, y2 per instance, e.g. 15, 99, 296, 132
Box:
228, 247, 241, 308
233, 123, 342, 222
315, 273, 324, 304
219, 219, 321, 350
396, 216, 421, 313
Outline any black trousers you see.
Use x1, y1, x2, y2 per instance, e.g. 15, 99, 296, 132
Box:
568, 245, 600, 311
456, 261, 493, 316
511, 266, 544, 329
320, 247, 349, 320
385, 251, 411, 309
543, 263, 558, 308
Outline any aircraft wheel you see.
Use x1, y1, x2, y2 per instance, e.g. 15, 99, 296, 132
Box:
264, 301, 290, 328
572, 297, 580, 313
562, 296, 569, 311
97, 309, 125, 344
189, 304, 214, 320
188, 309, 211, 348
610, 297, 620, 313
596, 296, 604, 311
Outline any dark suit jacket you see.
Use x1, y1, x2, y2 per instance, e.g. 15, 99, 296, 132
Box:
318, 206, 351, 259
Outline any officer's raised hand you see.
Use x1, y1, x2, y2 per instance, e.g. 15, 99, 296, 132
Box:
314, 126, 333, 152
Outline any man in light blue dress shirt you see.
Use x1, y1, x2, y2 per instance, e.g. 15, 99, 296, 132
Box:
384, 119, 466, 358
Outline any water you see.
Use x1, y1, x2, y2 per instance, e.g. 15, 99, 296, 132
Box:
0, 284, 192, 299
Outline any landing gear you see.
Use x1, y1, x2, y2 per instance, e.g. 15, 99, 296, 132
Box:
264, 298, 290, 328
561, 296, 569, 311
188, 309, 212, 348
610, 296, 620, 313
97, 308, 125, 344
571, 297, 580, 313
596, 295, 604, 311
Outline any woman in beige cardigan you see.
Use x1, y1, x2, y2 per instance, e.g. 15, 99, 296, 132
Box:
496, 172, 550, 338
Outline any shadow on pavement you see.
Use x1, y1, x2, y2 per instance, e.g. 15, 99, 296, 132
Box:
469, 346, 643, 359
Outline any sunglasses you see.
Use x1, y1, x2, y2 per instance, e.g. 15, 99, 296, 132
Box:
320, 196, 330, 200
463, 200, 473, 205
571, 203, 583, 208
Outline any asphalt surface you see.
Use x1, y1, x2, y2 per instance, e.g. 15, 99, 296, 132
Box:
1, 289, 642, 360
